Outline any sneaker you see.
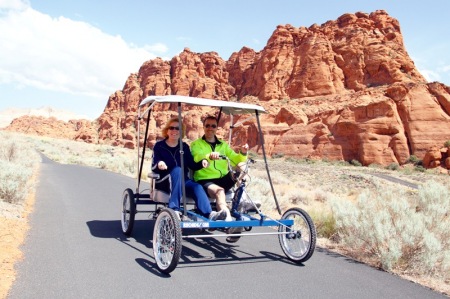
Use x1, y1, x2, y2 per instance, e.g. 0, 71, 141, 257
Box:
226, 227, 242, 243
174, 211, 182, 221
208, 210, 227, 221
224, 208, 233, 222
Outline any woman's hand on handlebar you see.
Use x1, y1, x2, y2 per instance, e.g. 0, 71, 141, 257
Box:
201, 159, 209, 168
157, 161, 167, 170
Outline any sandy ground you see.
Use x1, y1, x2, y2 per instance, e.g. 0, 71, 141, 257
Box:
0, 192, 35, 299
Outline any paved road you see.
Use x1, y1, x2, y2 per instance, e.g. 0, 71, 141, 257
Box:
371, 172, 419, 189
9, 156, 447, 299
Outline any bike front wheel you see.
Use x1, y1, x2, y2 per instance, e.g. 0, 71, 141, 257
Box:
153, 208, 182, 274
278, 207, 316, 263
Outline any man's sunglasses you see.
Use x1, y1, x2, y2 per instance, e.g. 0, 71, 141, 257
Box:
205, 124, 217, 128
168, 126, 180, 131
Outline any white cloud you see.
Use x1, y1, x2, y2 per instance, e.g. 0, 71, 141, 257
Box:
440, 65, 450, 73
176, 36, 192, 42
419, 69, 440, 83
0, 1, 164, 98
143, 42, 168, 53
0, 0, 28, 10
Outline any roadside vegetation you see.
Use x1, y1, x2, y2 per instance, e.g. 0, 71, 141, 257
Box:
1, 131, 449, 296
0, 132, 40, 204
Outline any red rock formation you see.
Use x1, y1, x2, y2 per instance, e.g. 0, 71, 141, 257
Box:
227, 10, 424, 101
4, 10, 450, 168
3, 116, 92, 141
423, 146, 442, 168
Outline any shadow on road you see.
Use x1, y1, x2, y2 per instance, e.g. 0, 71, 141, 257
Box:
86, 219, 153, 243
86, 219, 303, 275
316, 246, 368, 265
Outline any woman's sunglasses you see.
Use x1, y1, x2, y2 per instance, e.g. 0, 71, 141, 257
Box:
168, 126, 180, 131
205, 124, 217, 128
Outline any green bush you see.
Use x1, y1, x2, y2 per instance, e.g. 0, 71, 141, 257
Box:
444, 140, 450, 148
386, 163, 400, 171
311, 210, 336, 239
407, 155, 421, 165
350, 159, 362, 167
415, 165, 426, 172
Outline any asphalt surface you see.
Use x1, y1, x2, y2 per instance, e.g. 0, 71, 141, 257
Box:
371, 172, 419, 189
8, 156, 447, 299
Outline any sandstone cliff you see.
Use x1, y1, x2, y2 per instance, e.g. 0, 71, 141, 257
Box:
5, 10, 450, 167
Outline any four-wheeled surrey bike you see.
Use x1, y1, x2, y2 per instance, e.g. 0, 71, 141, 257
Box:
121, 95, 316, 274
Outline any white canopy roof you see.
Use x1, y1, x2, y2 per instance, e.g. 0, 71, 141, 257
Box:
139, 95, 265, 115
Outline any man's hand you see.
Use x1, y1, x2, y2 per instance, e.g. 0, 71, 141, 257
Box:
240, 144, 249, 155
208, 152, 221, 160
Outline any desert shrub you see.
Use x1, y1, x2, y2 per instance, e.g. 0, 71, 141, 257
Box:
349, 159, 362, 167
245, 176, 275, 210
0, 133, 40, 203
313, 189, 328, 203
368, 163, 382, 169
444, 140, 450, 148
309, 208, 336, 239
285, 157, 298, 163
271, 152, 285, 159
298, 157, 318, 165
0, 141, 17, 161
331, 160, 349, 166
386, 163, 399, 171
285, 190, 310, 205
330, 180, 450, 279
247, 151, 258, 159
400, 166, 413, 175
0, 160, 33, 203
415, 165, 426, 172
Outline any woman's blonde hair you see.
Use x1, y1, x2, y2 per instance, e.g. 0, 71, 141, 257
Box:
161, 116, 186, 138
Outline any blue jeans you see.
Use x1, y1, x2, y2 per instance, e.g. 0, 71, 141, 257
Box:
168, 167, 212, 217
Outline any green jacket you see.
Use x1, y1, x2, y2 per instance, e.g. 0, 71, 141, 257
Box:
191, 136, 247, 181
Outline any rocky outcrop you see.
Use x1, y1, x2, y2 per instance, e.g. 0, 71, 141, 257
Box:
227, 11, 423, 101
4, 10, 450, 168
4, 116, 95, 142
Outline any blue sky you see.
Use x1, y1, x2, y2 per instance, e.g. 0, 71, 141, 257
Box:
0, 0, 449, 120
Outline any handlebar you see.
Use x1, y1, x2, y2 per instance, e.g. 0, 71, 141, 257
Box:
218, 154, 255, 164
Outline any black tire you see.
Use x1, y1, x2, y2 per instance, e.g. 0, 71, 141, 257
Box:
121, 188, 136, 236
278, 207, 316, 263
153, 208, 182, 274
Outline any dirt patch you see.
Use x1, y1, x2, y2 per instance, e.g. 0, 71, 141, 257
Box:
0, 186, 36, 298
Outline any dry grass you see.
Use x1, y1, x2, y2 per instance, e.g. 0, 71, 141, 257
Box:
1, 131, 450, 296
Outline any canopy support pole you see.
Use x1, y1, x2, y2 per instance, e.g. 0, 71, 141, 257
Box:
256, 110, 281, 215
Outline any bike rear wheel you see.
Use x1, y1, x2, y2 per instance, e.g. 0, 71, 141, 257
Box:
121, 188, 136, 236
